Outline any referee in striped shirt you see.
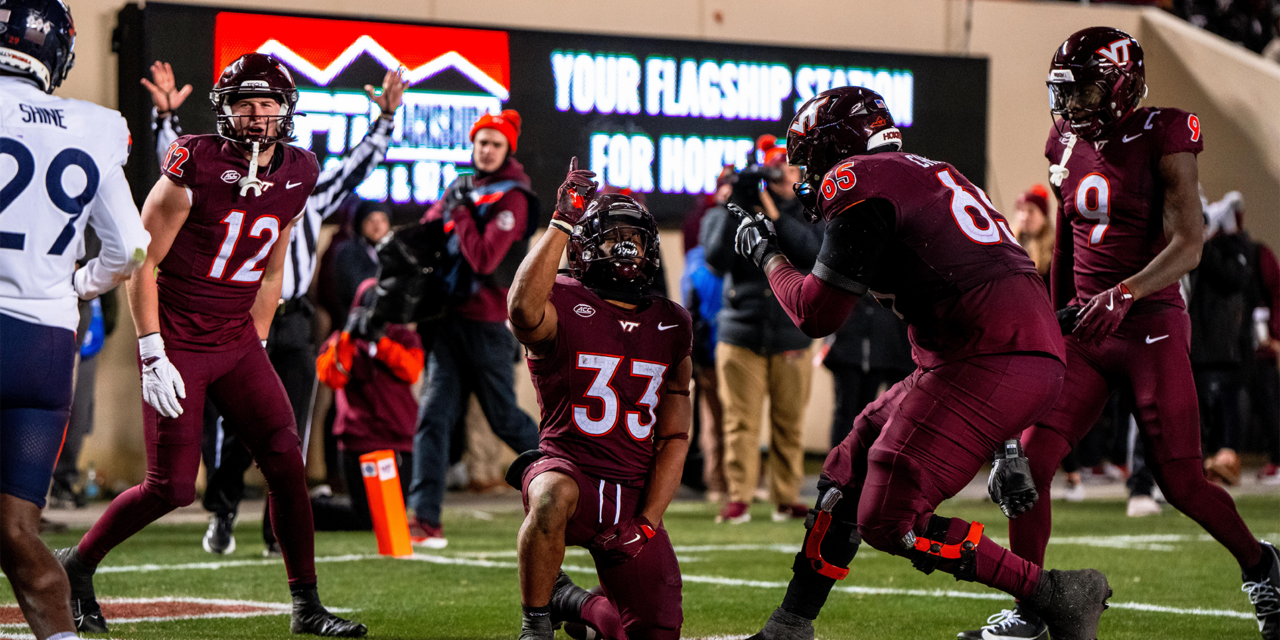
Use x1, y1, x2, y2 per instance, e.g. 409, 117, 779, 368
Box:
144, 61, 406, 555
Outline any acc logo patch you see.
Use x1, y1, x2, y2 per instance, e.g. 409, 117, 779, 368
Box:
573, 303, 596, 318
220, 170, 241, 183
496, 210, 516, 232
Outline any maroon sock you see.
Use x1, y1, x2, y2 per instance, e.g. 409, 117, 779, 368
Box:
77, 485, 179, 566
258, 449, 317, 586
1157, 457, 1262, 569
933, 517, 1042, 601
1009, 429, 1073, 567
581, 593, 627, 640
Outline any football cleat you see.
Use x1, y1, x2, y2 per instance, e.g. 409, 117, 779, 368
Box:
202, 512, 237, 555
264, 540, 283, 558
772, 504, 809, 523
54, 546, 108, 634
746, 607, 814, 640
1126, 495, 1162, 518
1243, 541, 1280, 639
1024, 569, 1111, 640
956, 607, 1047, 640
409, 519, 448, 549
549, 572, 593, 626
290, 588, 367, 637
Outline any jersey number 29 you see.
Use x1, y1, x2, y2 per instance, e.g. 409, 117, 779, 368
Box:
573, 353, 668, 440
0, 137, 100, 254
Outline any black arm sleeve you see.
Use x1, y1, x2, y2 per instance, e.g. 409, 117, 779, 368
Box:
811, 198, 895, 295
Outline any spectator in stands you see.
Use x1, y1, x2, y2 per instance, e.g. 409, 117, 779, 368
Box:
335, 202, 392, 312
1190, 190, 1251, 485
1012, 184, 1054, 289
409, 110, 540, 548
312, 280, 424, 531
701, 135, 822, 524
682, 231, 726, 500
822, 293, 914, 449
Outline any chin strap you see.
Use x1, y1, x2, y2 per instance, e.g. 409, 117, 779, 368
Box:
1049, 133, 1076, 188
239, 141, 265, 197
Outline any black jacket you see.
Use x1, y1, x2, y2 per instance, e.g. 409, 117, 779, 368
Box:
1189, 232, 1254, 368
700, 197, 823, 355
824, 292, 914, 373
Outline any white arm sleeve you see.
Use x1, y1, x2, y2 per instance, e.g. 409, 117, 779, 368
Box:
74, 163, 150, 299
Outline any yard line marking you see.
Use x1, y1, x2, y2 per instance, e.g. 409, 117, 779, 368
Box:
0, 552, 1255, 622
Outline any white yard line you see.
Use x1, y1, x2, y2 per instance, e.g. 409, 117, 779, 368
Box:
0, 548, 1258, 622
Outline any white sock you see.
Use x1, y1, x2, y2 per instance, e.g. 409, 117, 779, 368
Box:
45, 633, 80, 640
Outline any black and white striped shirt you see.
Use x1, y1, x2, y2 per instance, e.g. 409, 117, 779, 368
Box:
155, 113, 393, 301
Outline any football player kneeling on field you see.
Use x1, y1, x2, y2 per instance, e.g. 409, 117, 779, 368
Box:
505, 159, 693, 640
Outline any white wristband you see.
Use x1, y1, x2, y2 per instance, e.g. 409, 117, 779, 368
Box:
139, 333, 166, 360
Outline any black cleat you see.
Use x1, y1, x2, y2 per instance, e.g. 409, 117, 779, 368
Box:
54, 546, 108, 634
549, 572, 593, 626
290, 588, 367, 637
956, 605, 1047, 640
1243, 540, 1280, 640
746, 607, 814, 640
1024, 569, 1110, 640
202, 512, 237, 555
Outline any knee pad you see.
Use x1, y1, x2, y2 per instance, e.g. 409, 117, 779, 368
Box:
902, 515, 982, 582
795, 484, 861, 580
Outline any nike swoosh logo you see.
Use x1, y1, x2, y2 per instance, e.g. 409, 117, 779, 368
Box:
1146, 335, 1169, 344
626, 534, 643, 544
1106, 290, 1114, 311
286, 181, 302, 189
657, 323, 677, 331
1123, 133, 1142, 143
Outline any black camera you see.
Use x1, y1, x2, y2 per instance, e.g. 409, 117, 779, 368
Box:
729, 163, 784, 212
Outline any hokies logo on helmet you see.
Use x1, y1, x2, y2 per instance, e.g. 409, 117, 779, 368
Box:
1096, 38, 1135, 66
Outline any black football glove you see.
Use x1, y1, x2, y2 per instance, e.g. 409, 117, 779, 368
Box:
729, 203, 783, 271
442, 174, 475, 218
590, 516, 656, 565
988, 439, 1038, 519
1056, 305, 1082, 336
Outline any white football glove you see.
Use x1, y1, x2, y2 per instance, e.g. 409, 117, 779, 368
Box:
139, 333, 186, 418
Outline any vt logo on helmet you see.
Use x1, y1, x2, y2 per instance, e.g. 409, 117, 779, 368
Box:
0, 0, 76, 93
566, 193, 661, 303
210, 52, 300, 145
785, 86, 902, 221
1047, 26, 1147, 141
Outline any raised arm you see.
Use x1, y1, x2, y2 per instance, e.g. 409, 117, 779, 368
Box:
309, 69, 405, 221
507, 159, 597, 353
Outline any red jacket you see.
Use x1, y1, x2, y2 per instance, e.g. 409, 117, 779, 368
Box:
423, 157, 533, 323
316, 325, 424, 452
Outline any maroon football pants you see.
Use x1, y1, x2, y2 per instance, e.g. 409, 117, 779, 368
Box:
77, 327, 317, 586
1012, 306, 1262, 569
822, 353, 1064, 599
522, 457, 682, 640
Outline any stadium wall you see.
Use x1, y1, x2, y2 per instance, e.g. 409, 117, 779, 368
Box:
64, 0, 1280, 483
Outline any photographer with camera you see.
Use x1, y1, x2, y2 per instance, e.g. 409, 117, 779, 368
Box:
407, 110, 541, 548
700, 135, 824, 524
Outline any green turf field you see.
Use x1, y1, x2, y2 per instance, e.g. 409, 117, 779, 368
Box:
5, 495, 1278, 639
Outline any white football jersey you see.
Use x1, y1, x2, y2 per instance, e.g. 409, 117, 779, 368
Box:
0, 76, 150, 332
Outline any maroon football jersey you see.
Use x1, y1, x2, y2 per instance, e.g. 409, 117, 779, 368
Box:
818, 152, 1062, 368
157, 135, 318, 349
529, 277, 693, 486
1045, 107, 1203, 309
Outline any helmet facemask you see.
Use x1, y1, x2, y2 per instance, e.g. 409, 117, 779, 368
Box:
568, 196, 661, 303
212, 88, 297, 146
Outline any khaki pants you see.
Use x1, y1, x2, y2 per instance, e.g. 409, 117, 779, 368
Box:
716, 342, 814, 505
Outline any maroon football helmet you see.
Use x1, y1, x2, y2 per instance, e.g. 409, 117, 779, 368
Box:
786, 87, 902, 220
1048, 27, 1146, 140
567, 193, 661, 302
210, 52, 299, 144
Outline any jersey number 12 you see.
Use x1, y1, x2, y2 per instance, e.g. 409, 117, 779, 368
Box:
208, 210, 281, 283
